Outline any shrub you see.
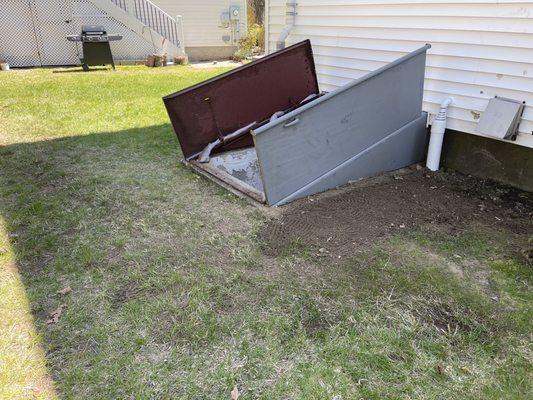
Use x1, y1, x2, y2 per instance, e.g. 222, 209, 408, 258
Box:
233, 23, 264, 61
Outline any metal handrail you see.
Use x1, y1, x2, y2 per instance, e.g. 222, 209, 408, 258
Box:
133, 0, 179, 47
110, 0, 127, 10
109, 0, 180, 47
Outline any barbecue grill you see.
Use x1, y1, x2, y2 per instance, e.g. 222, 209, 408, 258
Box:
67, 25, 122, 71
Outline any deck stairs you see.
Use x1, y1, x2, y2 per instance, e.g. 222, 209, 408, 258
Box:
91, 0, 186, 60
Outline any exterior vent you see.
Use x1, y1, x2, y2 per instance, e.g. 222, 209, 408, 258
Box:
476, 97, 525, 141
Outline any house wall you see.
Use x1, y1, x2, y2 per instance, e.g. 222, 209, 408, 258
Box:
265, 0, 533, 149
153, 0, 247, 58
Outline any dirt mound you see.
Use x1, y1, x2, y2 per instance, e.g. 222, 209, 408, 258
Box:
260, 168, 533, 258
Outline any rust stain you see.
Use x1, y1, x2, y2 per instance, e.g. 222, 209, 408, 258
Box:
163, 40, 319, 159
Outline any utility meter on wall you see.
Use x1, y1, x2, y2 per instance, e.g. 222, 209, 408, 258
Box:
220, 6, 241, 44
219, 11, 230, 28
229, 6, 240, 20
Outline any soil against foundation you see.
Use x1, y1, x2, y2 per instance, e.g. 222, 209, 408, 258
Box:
260, 167, 533, 260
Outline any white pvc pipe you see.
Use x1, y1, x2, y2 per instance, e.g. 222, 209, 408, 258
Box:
175, 15, 186, 55
270, 111, 285, 122
426, 97, 453, 171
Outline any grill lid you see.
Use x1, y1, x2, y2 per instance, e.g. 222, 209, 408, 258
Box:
81, 25, 107, 35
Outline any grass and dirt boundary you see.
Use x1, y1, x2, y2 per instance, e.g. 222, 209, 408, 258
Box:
0, 65, 531, 399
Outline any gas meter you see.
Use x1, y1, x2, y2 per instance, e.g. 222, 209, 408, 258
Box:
229, 6, 241, 20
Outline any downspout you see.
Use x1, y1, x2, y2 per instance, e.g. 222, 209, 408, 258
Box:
276, 2, 297, 50
426, 97, 453, 171
175, 15, 187, 56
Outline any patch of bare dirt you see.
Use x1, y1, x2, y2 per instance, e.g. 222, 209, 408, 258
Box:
418, 300, 476, 336
260, 168, 533, 258
113, 281, 146, 305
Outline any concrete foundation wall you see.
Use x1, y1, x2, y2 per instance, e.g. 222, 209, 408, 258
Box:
185, 46, 236, 62
441, 130, 533, 192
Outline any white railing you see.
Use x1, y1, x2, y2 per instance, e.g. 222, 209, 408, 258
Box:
109, 0, 181, 47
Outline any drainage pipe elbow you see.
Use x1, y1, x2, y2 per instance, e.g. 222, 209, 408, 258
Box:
276, 3, 297, 50
276, 26, 293, 50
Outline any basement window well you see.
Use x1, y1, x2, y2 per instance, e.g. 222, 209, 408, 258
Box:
163, 41, 431, 206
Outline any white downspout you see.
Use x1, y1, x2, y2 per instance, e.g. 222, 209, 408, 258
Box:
175, 15, 188, 61
426, 97, 453, 171
276, 2, 297, 50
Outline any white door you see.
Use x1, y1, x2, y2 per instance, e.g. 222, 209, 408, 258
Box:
30, 0, 78, 65
0, 0, 41, 67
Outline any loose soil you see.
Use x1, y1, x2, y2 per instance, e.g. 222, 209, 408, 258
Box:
260, 167, 533, 259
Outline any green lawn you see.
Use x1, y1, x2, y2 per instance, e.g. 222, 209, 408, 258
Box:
0, 65, 531, 399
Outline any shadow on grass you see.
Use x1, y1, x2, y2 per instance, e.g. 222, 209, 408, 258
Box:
1, 123, 532, 399
52, 67, 114, 74
0, 123, 193, 398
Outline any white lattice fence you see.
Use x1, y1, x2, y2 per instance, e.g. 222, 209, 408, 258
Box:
0, 0, 158, 67
32, 0, 79, 66
72, 0, 156, 61
0, 0, 41, 66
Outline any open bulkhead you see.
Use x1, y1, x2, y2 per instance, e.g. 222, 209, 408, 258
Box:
163, 40, 430, 206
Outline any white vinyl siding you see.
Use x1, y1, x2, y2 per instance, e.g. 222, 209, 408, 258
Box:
154, 0, 246, 47
266, 0, 533, 148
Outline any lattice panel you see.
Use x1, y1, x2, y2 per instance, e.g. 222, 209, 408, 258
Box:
31, 0, 79, 66
72, 0, 156, 61
0, 0, 158, 67
0, 0, 41, 67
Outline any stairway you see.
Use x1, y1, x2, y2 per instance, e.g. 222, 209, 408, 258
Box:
91, 0, 186, 60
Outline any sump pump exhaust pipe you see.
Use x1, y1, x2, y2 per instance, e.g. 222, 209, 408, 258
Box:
426, 97, 453, 171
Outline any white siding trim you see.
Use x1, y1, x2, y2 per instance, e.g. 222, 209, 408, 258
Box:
264, 0, 270, 54
267, 0, 533, 147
